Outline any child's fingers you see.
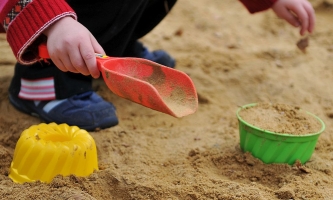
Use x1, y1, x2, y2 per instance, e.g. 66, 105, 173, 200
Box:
87, 35, 104, 78
298, 12, 309, 35
53, 57, 69, 73
277, 8, 301, 28
272, 0, 316, 36
68, 49, 91, 76
304, 3, 315, 33
79, 43, 100, 78
48, 46, 75, 73
90, 35, 105, 56
288, 5, 309, 35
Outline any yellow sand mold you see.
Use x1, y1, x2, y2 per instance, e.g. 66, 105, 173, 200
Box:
9, 123, 98, 183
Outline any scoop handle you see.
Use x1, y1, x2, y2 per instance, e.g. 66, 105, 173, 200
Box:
38, 43, 50, 58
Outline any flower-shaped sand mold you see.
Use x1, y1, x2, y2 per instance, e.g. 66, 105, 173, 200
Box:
9, 123, 98, 183
236, 103, 325, 165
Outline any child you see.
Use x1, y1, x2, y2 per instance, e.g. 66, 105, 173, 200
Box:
0, 0, 315, 131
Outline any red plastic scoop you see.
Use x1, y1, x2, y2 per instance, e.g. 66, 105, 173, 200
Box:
38, 44, 198, 118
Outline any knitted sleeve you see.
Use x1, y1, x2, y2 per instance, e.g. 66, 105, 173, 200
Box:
4, 0, 77, 65
239, 0, 278, 13
3, 0, 31, 31
0, 0, 19, 23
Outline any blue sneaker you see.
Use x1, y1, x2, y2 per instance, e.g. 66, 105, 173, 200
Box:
9, 91, 118, 131
135, 41, 176, 68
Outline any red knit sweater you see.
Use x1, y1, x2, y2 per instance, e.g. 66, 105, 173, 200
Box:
239, 0, 277, 13
0, 0, 19, 22
1, 0, 76, 64
1, 0, 276, 65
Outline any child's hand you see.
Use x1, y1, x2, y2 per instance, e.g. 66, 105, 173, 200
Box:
42, 17, 105, 78
271, 0, 315, 35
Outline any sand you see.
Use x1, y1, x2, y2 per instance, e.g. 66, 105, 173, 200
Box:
1, 0, 333, 199
238, 103, 323, 135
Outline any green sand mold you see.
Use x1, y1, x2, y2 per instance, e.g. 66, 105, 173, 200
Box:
236, 103, 326, 165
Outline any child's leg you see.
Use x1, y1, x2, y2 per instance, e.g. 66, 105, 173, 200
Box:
8, 61, 118, 131
9, 60, 93, 99
109, 0, 178, 67
132, 0, 177, 39
70, 0, 177, 67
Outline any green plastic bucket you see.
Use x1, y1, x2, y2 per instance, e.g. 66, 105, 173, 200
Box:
236, 103, 325, 165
